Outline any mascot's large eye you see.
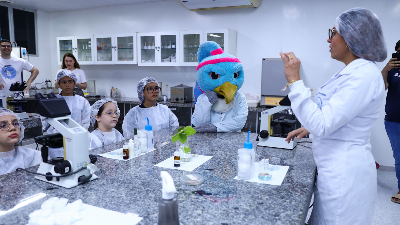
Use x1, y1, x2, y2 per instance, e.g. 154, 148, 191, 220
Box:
209, 72, 220, 80
234, 72, 240, 78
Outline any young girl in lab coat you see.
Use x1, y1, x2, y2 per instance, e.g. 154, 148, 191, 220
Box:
0, 108, 42, 176
89, 99, 124, 149
122, 77, 179, 139
282, 8, 386, 225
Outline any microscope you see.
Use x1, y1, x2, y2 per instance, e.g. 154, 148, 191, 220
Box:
33, 92, 97, 188
1, 82, 29, 119
257, 98, 301, 150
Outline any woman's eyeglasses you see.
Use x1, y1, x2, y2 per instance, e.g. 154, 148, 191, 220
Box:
60, 80, 74, 84
0, 45, 12, 48
103, 111, 120, 117
329, 28, 337, 39
0, 121, 21, 131
146, 86, 161, 93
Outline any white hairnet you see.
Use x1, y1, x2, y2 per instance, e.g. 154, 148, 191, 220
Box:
0, 108, 25, 142
335, 8, 387, 62
56, 70, 78, 83
137, 77, 159, 103
90, 98, 120, 126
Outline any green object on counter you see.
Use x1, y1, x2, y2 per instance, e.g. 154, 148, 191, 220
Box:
171, 126, 196, 153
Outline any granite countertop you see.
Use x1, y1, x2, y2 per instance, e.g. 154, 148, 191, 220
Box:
0, 127, 315, 225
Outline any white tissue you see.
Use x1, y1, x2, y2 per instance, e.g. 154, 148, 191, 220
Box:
28, 198, 85, 225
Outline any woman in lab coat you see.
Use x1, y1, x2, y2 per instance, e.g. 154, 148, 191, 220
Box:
54, 53, 87, 97
122, 77, 179, 139
282, 8, 387, 225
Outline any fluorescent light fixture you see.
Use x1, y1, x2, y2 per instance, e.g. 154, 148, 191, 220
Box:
0, 193, 47, 217
209, 34, 221, 38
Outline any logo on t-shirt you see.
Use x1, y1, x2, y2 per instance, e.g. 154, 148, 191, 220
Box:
394, 73, 399, 77
1, 65, 17, 79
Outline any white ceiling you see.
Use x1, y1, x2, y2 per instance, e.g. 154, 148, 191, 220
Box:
0, 0, 169, 12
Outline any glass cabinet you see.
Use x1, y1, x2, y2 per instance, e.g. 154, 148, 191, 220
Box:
179, 31, 203, 66
57, 36, 94, 65
137, 32, 179, 66
94, 34, 137, 64
204, 29, 237, 56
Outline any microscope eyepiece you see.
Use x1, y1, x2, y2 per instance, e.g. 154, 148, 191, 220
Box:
35, 93, 45, 100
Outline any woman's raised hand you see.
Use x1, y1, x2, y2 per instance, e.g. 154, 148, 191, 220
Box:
280, 52, 301, 83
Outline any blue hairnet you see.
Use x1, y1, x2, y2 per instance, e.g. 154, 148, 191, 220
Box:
56, 70, 77, 83
0, 108, 25, 142
335, 8, 387, 62
137, 77, 159, 103
90, 98, 120, 126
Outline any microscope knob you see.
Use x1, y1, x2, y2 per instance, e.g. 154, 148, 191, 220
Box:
260, 130, 269, 139
89, 154, 97, 164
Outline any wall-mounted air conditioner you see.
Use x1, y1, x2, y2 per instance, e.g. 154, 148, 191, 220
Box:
179, 0, 261, 11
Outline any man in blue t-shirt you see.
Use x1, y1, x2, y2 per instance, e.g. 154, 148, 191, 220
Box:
381, 40, 400, 204
0, 39, 39, 96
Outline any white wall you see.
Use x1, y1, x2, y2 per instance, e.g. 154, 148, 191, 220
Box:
42, 0, 399, 166
25, 10, 51, 86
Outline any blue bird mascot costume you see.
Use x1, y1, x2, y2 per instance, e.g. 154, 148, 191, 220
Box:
192, 41, 248, 132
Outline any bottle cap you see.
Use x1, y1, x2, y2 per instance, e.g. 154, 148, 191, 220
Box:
244, 131, 253, 149
145, 117, 152, 131
134, 128, 137, 135
161, 171, 176, 199
123, 145, 128, 149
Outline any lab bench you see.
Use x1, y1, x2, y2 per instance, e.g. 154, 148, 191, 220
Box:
22, 96, 267, 133
0, 128, 315, 225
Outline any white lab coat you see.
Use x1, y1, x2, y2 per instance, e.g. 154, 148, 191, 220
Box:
89, 128, 125, 150
0, 146, 42, 176
122, 104, 179, 139
288, 59, 384, 225
192, 91, 248, 132
45, 94, 91, 134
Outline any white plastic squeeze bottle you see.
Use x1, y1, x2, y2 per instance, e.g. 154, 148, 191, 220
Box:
145, 117, 154, 151
237, 131, 255, 180
158, 171, 179, 225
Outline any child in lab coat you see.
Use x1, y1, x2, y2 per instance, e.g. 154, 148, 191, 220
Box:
122, 77, 179, 139
0, 108, 42, 176
44, 70, 91, 158
89, 99, 124, 149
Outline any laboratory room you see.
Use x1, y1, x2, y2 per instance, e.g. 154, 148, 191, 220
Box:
1, 0, 400, 224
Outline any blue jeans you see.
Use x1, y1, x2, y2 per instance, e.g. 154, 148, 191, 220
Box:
385, 120, 400, 191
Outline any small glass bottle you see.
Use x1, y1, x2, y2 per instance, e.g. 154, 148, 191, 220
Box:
123, 144, 129, 160
174, 150, 180, 167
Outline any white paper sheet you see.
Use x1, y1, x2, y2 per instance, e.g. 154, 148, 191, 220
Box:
75, 203, 142, 225
99, 148, 155, 161
155, 155, 213, 172
234, 163, 289, 186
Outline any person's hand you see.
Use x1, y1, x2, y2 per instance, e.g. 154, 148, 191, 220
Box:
0, 82, 4, 90
204, 91, 218, 104
383, 58, 400, 72
280, 52, 301, 82
285, 127, 310, 143
23, 82, 31, 93
195, 123, 217, 133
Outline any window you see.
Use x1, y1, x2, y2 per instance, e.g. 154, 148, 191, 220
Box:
13, 8, 36, 55
0, 6, 10, 40
0, 4, 37, 56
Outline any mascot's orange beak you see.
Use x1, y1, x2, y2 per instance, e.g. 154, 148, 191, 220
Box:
214, 82, 237, 104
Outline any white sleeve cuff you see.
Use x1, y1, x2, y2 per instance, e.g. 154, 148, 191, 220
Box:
289, 80, 305, 92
